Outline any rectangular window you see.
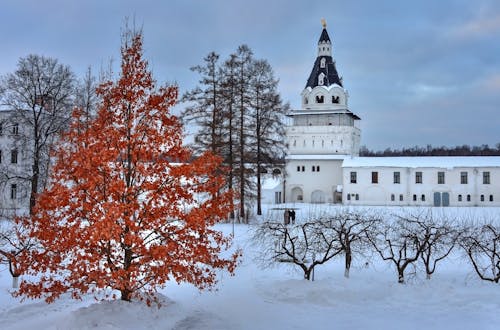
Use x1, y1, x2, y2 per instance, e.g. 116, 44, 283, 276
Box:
460, 172, 468, 184
0, 122, 3, 135
12, 123, 19, 135
399, 194, 403, 201
10, 184, 17, 199
437, 171, 445, 184
393, 171, 400, 184
481, 195, 485, 202
312, 166, 315, 172
11, 149, 18, 164
355, 194, 359, 201
391, 194, 395, 201
371, 171, 378, 184
415, 172, 422, 184
347, 194, 351, 201
301, 166, 305, 172
413, 194, 417, 201
297, 166, 300, 172
483, 171, 490, 184
316, 166, 320, 172
350, 171, 357, 184
490, 195, 494, 202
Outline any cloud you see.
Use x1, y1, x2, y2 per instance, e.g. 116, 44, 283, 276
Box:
451, 14, 500, 39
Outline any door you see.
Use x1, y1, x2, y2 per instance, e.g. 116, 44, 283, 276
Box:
433, 192, 441, 206
442, 192, 450, 207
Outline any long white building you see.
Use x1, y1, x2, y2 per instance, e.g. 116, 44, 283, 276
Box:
282, 21, 500, 207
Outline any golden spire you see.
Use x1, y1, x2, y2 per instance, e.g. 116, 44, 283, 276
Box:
321, 18, 327, 29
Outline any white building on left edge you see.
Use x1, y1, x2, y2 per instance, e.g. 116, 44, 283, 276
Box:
0, 110, 30, 213
270, 20, 500, 207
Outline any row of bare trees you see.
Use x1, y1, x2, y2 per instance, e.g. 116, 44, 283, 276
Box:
254, 210, 500, 284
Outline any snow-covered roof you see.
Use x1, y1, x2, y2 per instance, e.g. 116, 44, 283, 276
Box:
286, 154, 348, 160
342, 156, 500, 169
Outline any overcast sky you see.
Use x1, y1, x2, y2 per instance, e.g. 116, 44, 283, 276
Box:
1, 0, 499, 150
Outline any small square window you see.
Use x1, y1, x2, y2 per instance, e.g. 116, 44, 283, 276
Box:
416, 172, 422, 184
393, 171, 400, 184
437, 171, 445, 184
350, 172, 357, 184
460, 172, 468, 184
483, 172, 490, 184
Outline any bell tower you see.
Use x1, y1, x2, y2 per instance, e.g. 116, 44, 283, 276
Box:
285, 20, 361, 204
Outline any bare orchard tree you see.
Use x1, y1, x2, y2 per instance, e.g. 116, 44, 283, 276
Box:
460, 223, 500, 283
321, 210, 381, 278
253, 220, 343, 280
367, 216, 426, 284
0, 219, 35, 288
408, 211, 460, 280
0, 54, 75, 214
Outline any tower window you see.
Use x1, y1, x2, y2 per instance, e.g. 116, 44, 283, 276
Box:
332, 96, 339, 104
315, 95, 324, 103
320, 58, 326, 68
318, 73, 325, 86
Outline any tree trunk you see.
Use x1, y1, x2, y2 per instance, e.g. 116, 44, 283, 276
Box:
344, 245, 352, 278
398, 269, 405, 284
12, 276, 19, 289
30, 150, 40, 215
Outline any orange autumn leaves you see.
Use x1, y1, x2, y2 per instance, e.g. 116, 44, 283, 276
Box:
16, 32, 239, 303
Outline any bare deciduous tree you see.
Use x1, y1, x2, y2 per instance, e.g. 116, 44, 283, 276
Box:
253, 220, 343, 280
460, 223, 500, 283
367, 216, 426, 284
0, 54, 75, 214
321, 211, 381, 278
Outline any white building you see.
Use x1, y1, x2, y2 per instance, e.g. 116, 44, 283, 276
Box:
0, 110, 30, 213
280, 21, 500, 207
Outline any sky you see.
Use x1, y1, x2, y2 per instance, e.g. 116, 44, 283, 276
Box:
1, 0, 499, 151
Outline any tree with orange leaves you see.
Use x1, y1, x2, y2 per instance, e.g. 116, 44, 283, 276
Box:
16, 30, 239, 303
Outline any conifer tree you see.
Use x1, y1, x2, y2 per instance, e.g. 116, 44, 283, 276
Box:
16, 30, 239, 304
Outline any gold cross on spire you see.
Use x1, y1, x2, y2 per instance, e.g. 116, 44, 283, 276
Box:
321, 18, 327, 28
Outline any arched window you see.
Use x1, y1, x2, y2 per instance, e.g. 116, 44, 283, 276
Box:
320, 58, 326, 68
315, 95, 324, 103
304, 97, 308, 104
318, 73, 325, 86
332, 95, 339, 103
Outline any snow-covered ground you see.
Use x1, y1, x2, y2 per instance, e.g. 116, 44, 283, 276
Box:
1, 204, 500, 329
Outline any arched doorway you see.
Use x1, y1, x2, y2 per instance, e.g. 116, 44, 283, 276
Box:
311, 190, 326, 204
291, 187, 303, 202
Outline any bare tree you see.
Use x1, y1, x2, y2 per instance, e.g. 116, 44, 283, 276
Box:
321, 211, 380, 278
460, 223, 500, 283
367, 216, 426, 284
248, 59, 289, 216
410, 212, 460, 280
253, 220, 343, 280
0, 219, 35, 288
0, 54, 75, 214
